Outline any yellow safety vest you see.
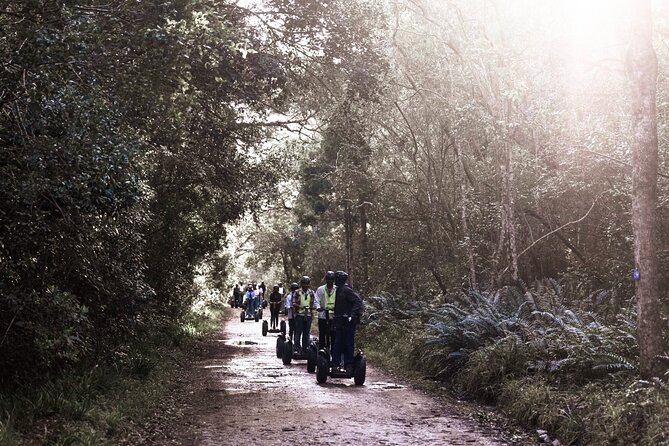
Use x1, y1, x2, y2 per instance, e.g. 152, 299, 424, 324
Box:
322, 286, 336, 311
298, 290, 313, 315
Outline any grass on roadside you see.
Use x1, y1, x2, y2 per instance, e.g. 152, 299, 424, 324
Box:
0, 305, 225, 446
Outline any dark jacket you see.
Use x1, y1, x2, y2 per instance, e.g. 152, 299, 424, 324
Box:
269, 291, 282, 308
333, 284, 363, 321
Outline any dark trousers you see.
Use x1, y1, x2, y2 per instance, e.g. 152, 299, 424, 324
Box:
332, 319, 356, 368
294, 314, 312, 351
270, 307, 280, 329
318, 318, 336, 351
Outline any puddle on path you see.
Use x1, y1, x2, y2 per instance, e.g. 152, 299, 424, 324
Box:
366, 381, 405, 390
223, 339, 259, 346
210, 387, 253, 395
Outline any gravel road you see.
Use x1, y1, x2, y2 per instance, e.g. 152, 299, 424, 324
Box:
136, 308, 533, 446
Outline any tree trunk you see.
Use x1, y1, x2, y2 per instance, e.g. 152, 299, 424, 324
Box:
359, 201, 369, 291
505, 143, 519, 282
489, 193, 506, 290
344, 203, 354, 286
628, 0, 662, 378
460, 182, 477, 290
280, 249, 292, 284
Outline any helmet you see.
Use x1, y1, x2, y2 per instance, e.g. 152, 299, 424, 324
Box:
324, 271, 335, 281
290, 282, 300, 290
300, 275, 311, 285
334, 271, 348, 286
273, 285, 279, 292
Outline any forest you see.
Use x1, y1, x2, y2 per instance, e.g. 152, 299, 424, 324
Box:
1, 0, 668, 444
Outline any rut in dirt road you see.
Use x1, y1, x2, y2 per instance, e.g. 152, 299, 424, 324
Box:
143, 309, 532, 446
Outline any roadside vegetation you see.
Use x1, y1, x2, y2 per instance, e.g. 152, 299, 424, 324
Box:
0, 302, 224, 445
359, 281, 668, 445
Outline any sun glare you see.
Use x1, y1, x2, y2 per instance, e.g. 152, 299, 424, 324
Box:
557, 0, 628, 57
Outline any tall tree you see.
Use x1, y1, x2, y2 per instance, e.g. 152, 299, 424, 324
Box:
628, 0, 662, 377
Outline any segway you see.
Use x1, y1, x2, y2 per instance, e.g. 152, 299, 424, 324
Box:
262, 317, 286, 337
263, 301, 286, 337
281, 334, 318, 366
316, 311, 366, 385
280, 306, 319, 366
240, 300, 259, 323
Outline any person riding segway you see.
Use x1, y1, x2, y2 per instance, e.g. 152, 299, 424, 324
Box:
263, 285, 286, 337
276, 282, 299, 359
280, 278, 317, 365
316, 270, 366, 385
241, 284, 259, 322
232, 283, 242, 308
269, 285, 282, 330
315, 271, 337, 361
293, 276, 315, 355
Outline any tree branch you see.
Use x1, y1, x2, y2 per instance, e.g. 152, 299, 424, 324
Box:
500, 192, 608, 276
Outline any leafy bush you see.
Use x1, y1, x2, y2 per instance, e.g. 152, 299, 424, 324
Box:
419, 289, 533, 380
455, 335, 537, 402
498, 377, 566, 433
360, 282, 662, 445
359, 294, 429, 371
1, 287, 92, 380
500, 376, 669, 445
0, 307, 223, 444
530, 309, 638, 381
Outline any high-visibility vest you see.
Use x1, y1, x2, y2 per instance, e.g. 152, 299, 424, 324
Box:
297, 290, 313, 314
322, 286, 336, 311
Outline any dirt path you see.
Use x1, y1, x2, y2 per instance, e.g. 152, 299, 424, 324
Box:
136, 308, 533, 446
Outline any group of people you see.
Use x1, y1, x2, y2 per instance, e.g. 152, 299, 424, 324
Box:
285, 270, 363, 373
231, 271, 363, 372
232, 281, 267, 316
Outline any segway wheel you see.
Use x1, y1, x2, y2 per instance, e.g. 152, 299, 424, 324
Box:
353, 355, 366, 386
276, 335, 285, 358
280, 320, 286, 335
254, 312, 259, 322
262, 320, 268, 336
306, 347, 316, 373
316, 353, 329, 383
240, 311, 245, 323
282, 340, 293, 365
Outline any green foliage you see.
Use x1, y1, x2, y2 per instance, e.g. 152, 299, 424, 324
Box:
498, 377, 564, 431
499, 377, 669, 445
361, 280, 662, 445
358, 318, 424, 372
455, 336, 537, 402
531, 309, 639, 381
0, 307, 223, 445
1, 0, 373, 380
419, 289, 533, 380
358, 294, 426, 370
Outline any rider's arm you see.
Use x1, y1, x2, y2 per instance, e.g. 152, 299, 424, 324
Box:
314, 286, 323, 312
348, 288, 363, 322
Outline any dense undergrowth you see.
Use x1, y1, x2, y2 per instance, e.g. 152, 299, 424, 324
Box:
0, 305, 224, 446
359, 280, 669, 445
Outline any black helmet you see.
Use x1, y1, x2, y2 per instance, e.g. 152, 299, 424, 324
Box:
324, 271, 335, 281
289, 282, 299, 290
300, 275, 311, 285
334, 271, 348, 286
273, 285, 279, 292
